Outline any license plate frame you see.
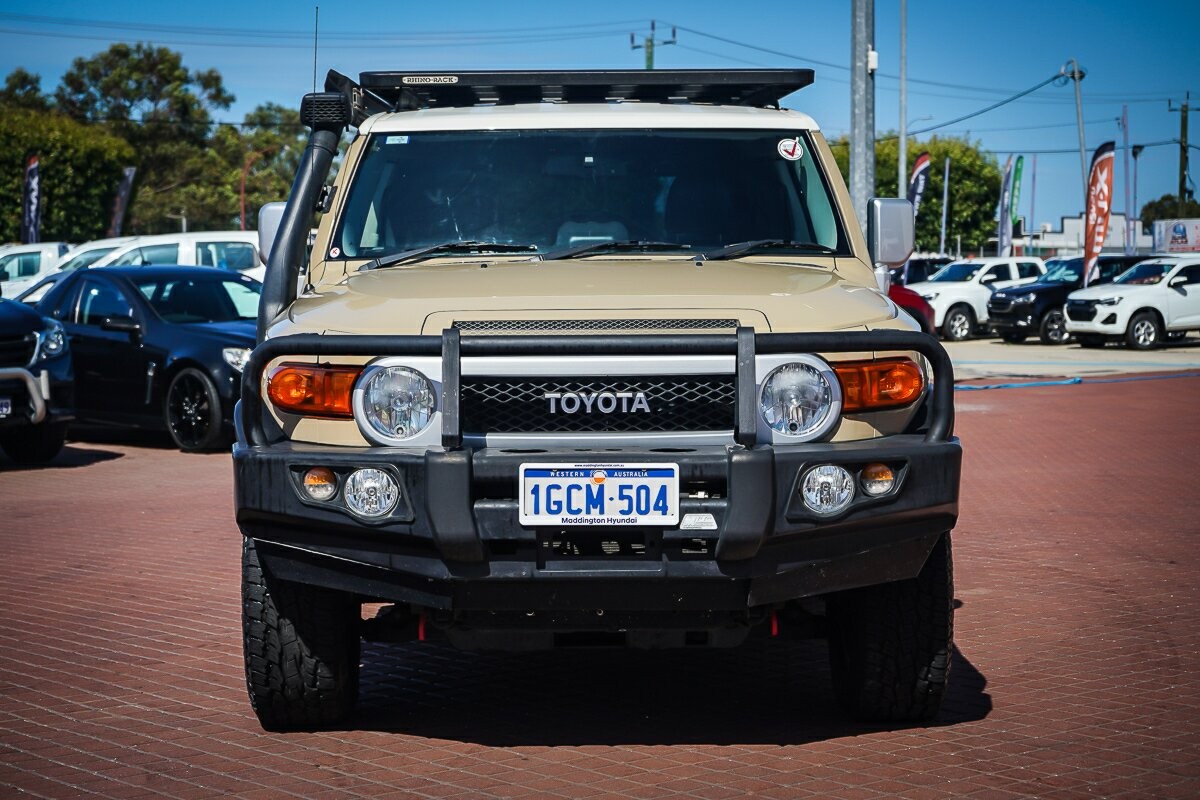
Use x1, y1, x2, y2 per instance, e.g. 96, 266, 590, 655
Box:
519, 462, 679, 527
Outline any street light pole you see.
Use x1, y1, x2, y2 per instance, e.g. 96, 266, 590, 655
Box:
1064, 58, 1088, 205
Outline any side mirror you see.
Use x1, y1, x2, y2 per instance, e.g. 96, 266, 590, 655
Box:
981, 274, 998, 284
866, 198, 915, 268
1169, 275, 1186, 288
258, 202, 287, 266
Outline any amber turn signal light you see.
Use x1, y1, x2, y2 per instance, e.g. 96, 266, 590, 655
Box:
834, 358, 924, 412
267, 363, 362, 418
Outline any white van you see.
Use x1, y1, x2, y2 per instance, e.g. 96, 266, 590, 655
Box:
0, 242, 72, 299
93, 231, 264, 281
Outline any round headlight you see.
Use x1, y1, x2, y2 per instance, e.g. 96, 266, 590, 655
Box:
801, 465, 855, 516
343, 468, 399, 518
38, 321, 67, 360
358, 366, 436, 441
759, 362, 837, 439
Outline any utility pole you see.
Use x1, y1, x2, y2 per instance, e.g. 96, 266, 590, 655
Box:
1063, 59, 1088, 206
1118, 106, 1133, 254
1168, 92, 1194, 215
1132, 144, 1144, 248
898, 0, 907, 199
630, 20, 676, 70
850, 0, 877, 230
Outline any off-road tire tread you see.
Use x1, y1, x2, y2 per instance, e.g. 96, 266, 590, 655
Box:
242, 538, 359, 730
827, 535, 954, 722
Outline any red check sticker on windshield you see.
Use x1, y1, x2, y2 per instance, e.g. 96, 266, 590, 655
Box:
778, 138, 803, 161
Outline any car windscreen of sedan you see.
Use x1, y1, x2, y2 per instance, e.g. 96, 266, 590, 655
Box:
928, 262, 981, 282
134, 276, 261, 323
1112, 262, 1173, 286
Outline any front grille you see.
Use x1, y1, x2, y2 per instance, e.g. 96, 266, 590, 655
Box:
0, 334, 36, 368
460, 375, 735, 433
453, 318, 739, 335
1066, 300, 1098, 322
988, 297, 1013, 313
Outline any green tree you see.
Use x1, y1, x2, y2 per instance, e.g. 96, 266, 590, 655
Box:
1, 68, 50, 111
0, 106, 135, 242
829, 134, 1003, 254
1139, 193, 1200, 228
53, 43, 235, 233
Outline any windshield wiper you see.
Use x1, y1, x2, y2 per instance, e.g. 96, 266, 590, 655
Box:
703, 239, 837, 260
361, 241, 538, 270
541, 240, 692, 261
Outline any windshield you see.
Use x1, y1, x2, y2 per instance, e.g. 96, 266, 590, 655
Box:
334, 129, 848, 260
1038, 258, 1083, 283
133, 275, 261, 323
59, 247, 118, 271
1113, 262, 1173, 286
928, 262, 983, 282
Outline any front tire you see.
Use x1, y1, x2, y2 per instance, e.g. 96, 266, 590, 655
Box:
1125, 311, 1162, 350
164, 367, 224, 452
242, 538, 361, 731
827, 535, 954, 722
0, 422, 67, 464
941, 306, 975, 342
1038, 310, 1071, 345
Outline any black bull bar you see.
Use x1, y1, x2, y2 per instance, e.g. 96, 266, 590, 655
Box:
239, 327, 955, 447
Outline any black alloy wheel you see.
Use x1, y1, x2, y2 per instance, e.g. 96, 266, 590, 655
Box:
1039, 309, 1071, 345
165, 367, 225, 452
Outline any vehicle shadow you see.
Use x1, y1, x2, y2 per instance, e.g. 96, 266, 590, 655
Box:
347, 639, 991, 745
0, 443, 124, 471
66, 425, 178, 451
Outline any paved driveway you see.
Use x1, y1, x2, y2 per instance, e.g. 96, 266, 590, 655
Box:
1, 374, 1198, 798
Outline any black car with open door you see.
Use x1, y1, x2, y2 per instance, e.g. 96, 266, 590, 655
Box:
31, 266, 260, 451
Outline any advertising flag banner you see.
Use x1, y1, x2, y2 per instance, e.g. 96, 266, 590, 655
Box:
997, 156, 1013, 256
907, 152, 931, 219
107, 167, 137, 237
1083, 142, 1116, 286
1010, 155, 1024, 228
21, 156, 41, 244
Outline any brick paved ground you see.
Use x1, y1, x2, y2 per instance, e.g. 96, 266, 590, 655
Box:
1, 374, 1198, 799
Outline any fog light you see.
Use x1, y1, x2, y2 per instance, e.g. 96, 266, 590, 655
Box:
800, 465, 855, 516
344, 468, 399, 518
860, 463, 895, 497
303, 467, 338, 501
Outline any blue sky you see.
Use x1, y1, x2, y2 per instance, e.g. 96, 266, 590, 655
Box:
2, 1, 1197, 238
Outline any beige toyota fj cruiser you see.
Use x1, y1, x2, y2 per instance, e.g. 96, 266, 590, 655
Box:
235, 69, 961, 730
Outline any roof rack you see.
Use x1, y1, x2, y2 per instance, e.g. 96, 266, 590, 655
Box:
324, 68, 814, 125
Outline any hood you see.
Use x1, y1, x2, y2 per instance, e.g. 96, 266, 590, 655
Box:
1067, 282, 1152, 301
283, 257, 895, 335
993, 281, 1076, 299
0, 298, 50, 336
176, 318, 257, 346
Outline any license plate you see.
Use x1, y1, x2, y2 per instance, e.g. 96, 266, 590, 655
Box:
0, 397, 10, 418
519, 463, 679, 526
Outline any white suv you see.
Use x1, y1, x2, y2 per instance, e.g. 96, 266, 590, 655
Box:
1065, 256, 1200, 349
0, 242, 72, 299
907, 256, 1046, 340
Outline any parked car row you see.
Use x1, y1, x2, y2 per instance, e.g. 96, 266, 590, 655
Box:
896, 253, 1199, 349
0, 231, 264, 301
0, 266, 261, 463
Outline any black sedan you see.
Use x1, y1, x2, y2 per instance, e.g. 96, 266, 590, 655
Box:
31, 266, 260, 451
